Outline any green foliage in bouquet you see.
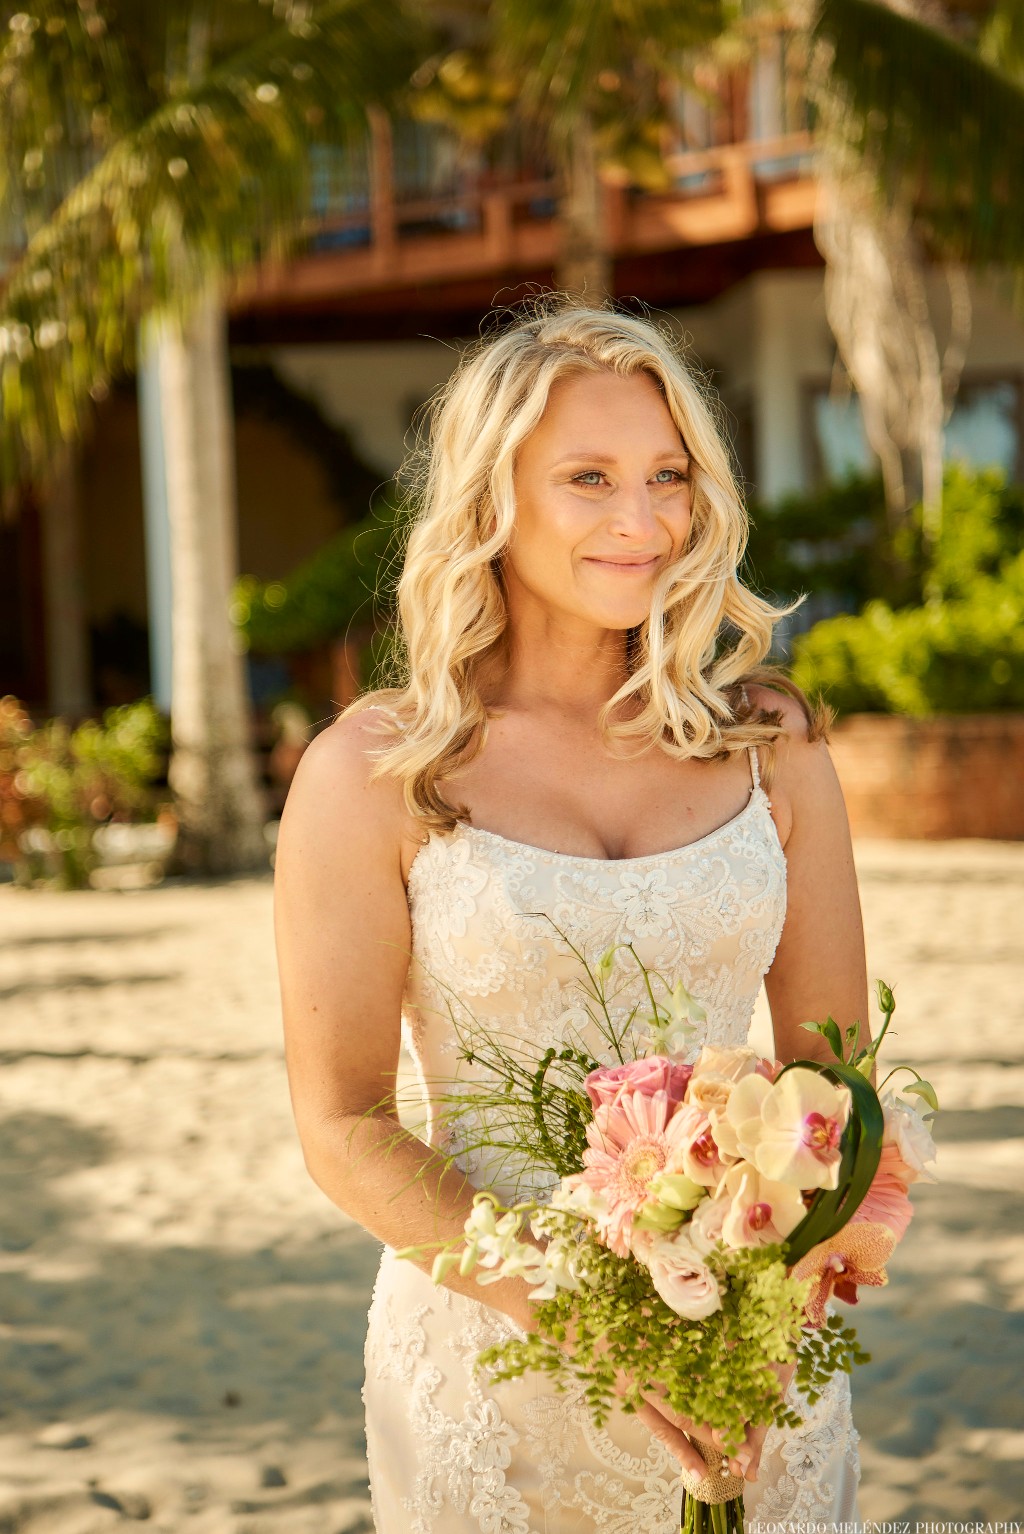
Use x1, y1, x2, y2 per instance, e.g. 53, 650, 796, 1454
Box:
471, 1205, 866, 1456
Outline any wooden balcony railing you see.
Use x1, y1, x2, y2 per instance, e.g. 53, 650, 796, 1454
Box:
235, 122, 817, 312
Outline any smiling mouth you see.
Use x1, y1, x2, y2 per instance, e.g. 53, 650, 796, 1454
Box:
583, 555, 661, 572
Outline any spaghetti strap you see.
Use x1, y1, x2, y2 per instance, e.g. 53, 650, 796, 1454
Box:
365, 703, 405, 727
747, 745, 762, 793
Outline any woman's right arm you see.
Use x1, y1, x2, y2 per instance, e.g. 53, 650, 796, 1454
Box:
273, 715, 535, 1330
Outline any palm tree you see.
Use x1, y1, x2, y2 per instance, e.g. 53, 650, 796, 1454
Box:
0, 0, 421, 872
808, 0, 1024, 545
415, 0, 1024, 537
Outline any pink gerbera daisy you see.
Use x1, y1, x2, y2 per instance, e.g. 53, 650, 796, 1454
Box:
576, 1089, 693, 1256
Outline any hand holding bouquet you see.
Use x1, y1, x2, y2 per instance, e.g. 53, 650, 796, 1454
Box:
399, 936, 938, 1533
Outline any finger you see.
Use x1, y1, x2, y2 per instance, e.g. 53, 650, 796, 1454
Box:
643, 1395, 718, 1448
708, 1423, 749, 1467
708, 1423, 756, 1480
735, 1425, 768, 1483
635, 1401, 712, 1482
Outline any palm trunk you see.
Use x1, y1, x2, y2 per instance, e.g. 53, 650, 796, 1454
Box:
152, 286, 266, 873
813, 162, 967, 557
556, 116, 611, 300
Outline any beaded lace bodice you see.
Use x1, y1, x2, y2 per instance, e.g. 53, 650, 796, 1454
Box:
401, 746, 788, 1196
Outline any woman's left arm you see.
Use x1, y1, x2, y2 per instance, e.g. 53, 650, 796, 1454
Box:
756, 688, 875, 1078
720, 688, 875, 1488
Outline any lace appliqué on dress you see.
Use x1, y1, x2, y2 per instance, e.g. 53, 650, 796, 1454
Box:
746, 1368, 861, 1523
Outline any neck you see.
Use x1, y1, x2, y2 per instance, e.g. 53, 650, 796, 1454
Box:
479, 634, 640, 725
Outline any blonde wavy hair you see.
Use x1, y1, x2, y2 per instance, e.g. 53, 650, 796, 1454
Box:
345, 299, 827, 830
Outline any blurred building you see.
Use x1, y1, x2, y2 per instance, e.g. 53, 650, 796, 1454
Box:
4, 27, 1023, 715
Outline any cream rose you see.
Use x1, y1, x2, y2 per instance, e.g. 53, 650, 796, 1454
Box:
644, 1230, 722, 1319
688, 1194, 729, 1256
690, 1044, 759, 1084
687, 1074, 735, 1115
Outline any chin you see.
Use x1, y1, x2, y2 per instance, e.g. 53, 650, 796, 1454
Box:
585, 605, 650, 632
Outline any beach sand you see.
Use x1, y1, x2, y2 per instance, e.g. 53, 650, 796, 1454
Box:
1, 840, 1022, 1531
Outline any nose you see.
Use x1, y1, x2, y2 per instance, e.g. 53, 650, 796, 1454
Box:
606, 481, 659, 540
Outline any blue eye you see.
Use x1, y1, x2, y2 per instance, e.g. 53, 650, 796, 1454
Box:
653, 468, 689, 484
572, 471, 604, 487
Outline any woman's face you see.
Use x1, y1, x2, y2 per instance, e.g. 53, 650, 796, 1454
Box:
505, 369, 693, 633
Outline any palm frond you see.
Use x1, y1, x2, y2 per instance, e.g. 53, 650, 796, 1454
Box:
0, 0, 424, 484
980, 0, 1024, 79
0, 2, 144, 233
493, 0, 725, 142
814, 0, 1024, 264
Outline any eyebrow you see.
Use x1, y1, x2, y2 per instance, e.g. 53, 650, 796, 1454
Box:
551, 449, 690, 467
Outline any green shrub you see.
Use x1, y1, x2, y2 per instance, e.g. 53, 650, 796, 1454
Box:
792, 552, 1024, 715
907, 466, 1024, 600
232, 496, 410, 657
744, 473, 898, 609
745, 464, 1024, 613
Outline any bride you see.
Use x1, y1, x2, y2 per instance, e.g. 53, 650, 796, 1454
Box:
274, 302, 871, 1529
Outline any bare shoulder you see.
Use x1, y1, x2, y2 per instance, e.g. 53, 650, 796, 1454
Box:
745, 683, 812, 740
744, 683, 840, 846
278, 707, 407, 871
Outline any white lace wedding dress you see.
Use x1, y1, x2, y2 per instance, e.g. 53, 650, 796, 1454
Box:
362, 743, 862, 1532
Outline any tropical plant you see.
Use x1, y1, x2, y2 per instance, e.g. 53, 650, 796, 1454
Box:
411, 0, 728, 296
745, 465, 1024, 616
789, 468, 1024, 715
232, 492, 409, 656
0, 0, 423, 872
0, 695, 169, 887
791, 564, 1024, 715
409, 1, 1024, 309
0, 0, 422, 479
808, 0, 1024, 545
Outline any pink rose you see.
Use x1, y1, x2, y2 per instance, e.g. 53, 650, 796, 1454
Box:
585, 1056, 693, 1112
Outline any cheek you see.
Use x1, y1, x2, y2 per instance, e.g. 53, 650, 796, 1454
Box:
674, 495, 695, 552
511, 491, 591, 569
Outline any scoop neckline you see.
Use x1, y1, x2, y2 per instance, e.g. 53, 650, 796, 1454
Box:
442, 784, 775, 868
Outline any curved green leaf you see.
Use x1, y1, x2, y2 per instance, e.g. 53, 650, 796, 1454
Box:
776, 1058, 884, 1267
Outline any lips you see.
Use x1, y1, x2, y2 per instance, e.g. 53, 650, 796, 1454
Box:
583, 555, 661, 570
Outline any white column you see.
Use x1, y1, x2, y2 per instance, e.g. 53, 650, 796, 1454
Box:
138, 318, 174, 713
138, 293, 266, 872
751, 273, 807, 504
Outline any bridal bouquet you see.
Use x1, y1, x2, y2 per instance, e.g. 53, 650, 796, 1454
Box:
398, 935, 939, 1534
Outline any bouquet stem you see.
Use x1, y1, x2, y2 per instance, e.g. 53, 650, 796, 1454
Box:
680, 1490, 744, 1533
